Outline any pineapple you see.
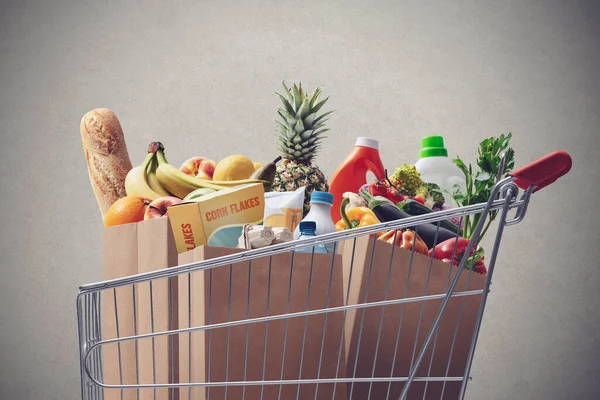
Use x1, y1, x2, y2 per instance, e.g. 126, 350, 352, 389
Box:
272, 82, 333, 216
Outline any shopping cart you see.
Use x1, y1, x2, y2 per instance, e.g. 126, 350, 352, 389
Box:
76, 151, 572, 400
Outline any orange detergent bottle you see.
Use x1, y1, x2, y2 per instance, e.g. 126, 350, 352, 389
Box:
329, 137, 386, 223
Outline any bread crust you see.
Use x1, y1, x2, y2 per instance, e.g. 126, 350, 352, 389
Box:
80, 108, 132, 220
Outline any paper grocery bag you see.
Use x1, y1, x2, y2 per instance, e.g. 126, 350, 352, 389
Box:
178, 246, 348, 400
136, 218, 180, 400
341, 235, 486, 400
102, 223, 139, 400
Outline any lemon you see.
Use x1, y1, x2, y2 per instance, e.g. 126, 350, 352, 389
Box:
253, 161, 263, 170
213, 155, 256, 181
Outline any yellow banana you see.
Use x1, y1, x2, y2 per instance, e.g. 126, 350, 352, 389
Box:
125, 152, 162, 200
146, 155, 172, 197
155, 149, 229, 198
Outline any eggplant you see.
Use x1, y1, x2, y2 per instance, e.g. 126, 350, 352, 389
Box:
360, 189, 459, 249
397, 199, 463, 235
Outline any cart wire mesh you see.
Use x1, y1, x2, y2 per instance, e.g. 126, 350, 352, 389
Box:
77, 175, 535, 400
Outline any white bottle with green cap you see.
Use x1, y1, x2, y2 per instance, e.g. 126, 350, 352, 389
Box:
415, 136, 466, 208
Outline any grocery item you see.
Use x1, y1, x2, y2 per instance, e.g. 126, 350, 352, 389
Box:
252, 161, 263, 170
180, 157, 217, 180
167, 183, 265, 253
237, 224, 275, 249
334, 197, 380, 231
389, 164, 424, 197
414, 182, 445, 209
146, 155, 171, 196
293, 192, 337, 249
80, 108, 133, 221
125, 142, 167, 201
271, 227, 294, 244
359, 188, 459, 248
250, 156, 282, 185
271, 82, 331, 217
376, 229, 428, 255
451, 133, 515, 240
414, 135, 467, 209
182, 187, 216, 201
329, 137, 386, 224
263, 186, 305, 233
396, 199, 462, 235
104, 196, 151, 227
212, 154, 255, 181
429, 237, 487, 274
154, 144, 229, 198
295, 221, 328, 254
342, 192, 367, 211
143, 196, 182, 220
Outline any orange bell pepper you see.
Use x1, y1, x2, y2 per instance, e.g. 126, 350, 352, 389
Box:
335, 198, 380, 231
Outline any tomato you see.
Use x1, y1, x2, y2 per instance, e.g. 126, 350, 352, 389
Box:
386, 188, 404, 203
413, 195, 425, 205
368, 181, 388, 197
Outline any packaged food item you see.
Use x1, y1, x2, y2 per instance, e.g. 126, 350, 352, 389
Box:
167, 183, 264, 253
293, 191, 337, 252
414, 136, 466, 208
263, 186, 305, 232
295, 221, 329, 254
238, 224, 275, 249
328, 137, 386, 223
271, 227, 293, 244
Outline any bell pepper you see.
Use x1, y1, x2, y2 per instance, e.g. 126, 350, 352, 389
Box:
428, 237, 487, 275
335, 197, 380, 231
377, 229, 428, 255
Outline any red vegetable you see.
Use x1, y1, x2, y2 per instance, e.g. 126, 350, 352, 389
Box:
413, 195, 425, 205
386, 188, 404, 203
368, 180, 388, 197
428, 237, 487, 275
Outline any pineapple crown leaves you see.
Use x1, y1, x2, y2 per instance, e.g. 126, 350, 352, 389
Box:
274, 81, 335, 163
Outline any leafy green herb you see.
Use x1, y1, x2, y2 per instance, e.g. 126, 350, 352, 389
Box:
450, 133, 515, 240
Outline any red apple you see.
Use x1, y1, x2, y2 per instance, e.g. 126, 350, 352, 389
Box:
180, 157, 217, 180
144, 196, 182, 220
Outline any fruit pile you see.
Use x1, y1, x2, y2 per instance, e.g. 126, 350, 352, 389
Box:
81, 81, 333, 228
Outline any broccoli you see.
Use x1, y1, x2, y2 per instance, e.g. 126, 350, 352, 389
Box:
415, 182, 446, 209
389, 164, 424, 196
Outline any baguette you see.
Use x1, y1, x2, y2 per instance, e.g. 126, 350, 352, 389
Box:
80, 108, 133, 221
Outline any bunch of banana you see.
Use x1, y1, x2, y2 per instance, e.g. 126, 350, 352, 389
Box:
128, 142, 276, 200
125, 142, 173, 200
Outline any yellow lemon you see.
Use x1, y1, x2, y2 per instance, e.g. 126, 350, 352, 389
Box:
213, 155, 256, 181
253, 161, 263, 170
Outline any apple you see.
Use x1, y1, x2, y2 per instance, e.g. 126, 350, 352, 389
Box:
144, 196, 182, 220
180, 157, 217, 180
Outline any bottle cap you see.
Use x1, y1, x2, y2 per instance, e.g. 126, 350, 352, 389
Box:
419, 136, 448, 158
299, 221, 317, 232
355, 137, 379, 150
311, 191, 334, 205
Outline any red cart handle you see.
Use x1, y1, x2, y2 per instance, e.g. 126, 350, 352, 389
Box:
509, 150, 572, 192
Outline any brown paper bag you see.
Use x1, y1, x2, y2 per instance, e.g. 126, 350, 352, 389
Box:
102, 223, 139, 400
342, 235, 486, 400
178, 246, 348, 400
136, 218, 180, 400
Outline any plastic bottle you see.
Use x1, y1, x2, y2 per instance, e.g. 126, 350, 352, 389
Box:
293, 191, 337, 251
414, 136, 466, 208
328, 137, 386, 224
295, 221, 329, 254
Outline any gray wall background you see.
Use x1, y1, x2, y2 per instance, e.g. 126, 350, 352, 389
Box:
1, 0, 598, 399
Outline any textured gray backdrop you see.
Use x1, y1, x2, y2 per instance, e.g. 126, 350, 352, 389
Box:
0, 0, 598, 399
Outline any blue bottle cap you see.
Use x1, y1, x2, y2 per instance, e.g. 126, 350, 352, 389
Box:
310, 191, 334, 205
299, 221, 317, 232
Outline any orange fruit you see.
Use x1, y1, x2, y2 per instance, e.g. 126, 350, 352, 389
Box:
104, 196, 151, 227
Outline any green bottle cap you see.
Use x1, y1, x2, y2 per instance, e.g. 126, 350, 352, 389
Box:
419, 135, 448, 158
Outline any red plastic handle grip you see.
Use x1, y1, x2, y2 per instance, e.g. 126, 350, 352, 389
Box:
509, 150, 572, 192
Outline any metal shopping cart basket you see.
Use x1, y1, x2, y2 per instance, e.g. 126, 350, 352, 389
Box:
76, 151, 572, 400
